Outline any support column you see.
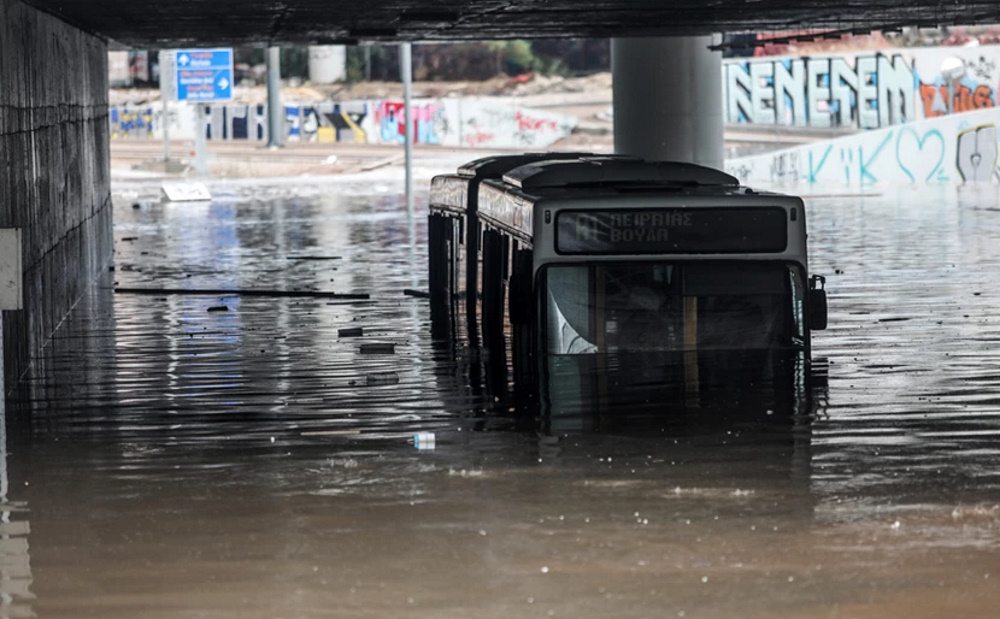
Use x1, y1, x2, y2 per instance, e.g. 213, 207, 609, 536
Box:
401, 43, 414, 222
612, 36, 723, 169
266, 47, 283, 148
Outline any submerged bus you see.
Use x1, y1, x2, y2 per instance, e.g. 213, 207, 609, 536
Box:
429, 155, 827, 418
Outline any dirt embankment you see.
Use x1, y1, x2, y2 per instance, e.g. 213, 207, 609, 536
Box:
110, 72, 614, 107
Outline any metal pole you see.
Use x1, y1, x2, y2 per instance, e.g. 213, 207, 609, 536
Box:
162, 98, 170, 161
266, 47, 283, 148
0, 314, 6, 501
161, 50, 173, 162
365, 46, 372, 82
0, 313, 4, 423
401, 43, 414, 221
194, 106, 208, 176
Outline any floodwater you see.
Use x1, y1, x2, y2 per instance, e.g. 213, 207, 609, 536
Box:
3, 174, 1000, 617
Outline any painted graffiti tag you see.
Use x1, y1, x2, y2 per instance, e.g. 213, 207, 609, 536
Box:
956, 124, 999, 182
919, 82, 995, 117
725, 53, 915, 129
110, 99, 573, 149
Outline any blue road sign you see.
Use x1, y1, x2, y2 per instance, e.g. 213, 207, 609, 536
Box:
175, 48, 234, 102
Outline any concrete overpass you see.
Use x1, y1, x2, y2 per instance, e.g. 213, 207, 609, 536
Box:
20, 0, 1000, 45
2, 0, 999, 389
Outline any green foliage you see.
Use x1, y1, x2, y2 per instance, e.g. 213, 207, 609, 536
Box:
228, 39, 610, 85
280, 47, 309, 79
501, 40, 535, 75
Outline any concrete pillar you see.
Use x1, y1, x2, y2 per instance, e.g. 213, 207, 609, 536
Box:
266, 47, 283, 148
612, 36, 724, 169
308, 46, 347, 84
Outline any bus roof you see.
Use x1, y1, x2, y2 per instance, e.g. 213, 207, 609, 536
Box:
432, 152, 638, 213
503, 159, 740, 191
456, 152, 636, 179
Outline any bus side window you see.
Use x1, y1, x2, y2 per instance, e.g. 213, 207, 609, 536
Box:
509, 249, 532, 324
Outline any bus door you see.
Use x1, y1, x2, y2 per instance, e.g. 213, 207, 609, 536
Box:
428, 212, 462, 339
480, 227, 511, 397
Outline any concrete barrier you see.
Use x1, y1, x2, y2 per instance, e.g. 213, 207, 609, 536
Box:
726, 108, 1000, 187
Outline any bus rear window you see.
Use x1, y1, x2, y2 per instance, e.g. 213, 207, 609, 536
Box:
556, 207, 787, 254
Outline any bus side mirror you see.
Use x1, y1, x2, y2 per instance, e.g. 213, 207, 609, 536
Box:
809, 274, 828, 331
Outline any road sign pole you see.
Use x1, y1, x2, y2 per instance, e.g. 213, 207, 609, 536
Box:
266, 47, 283, 148
0, 312, 5, 422
161, 50, 176, 162
195, 105, 208, 176
401, 43, 414, 222
163, 98, 171, 162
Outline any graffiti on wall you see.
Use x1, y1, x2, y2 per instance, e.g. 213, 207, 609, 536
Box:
110, 99, 575, 149
455, 101, 575, 148
956, 124, 998, 182
724, 45, 1000, 130
374, 101, 446, 145
110, 107, 155, 139
724, 53, 916, 129
725, 108, 1000, 187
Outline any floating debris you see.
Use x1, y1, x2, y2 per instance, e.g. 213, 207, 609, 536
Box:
287, 255, 342, 261
366, 371, 399, 386
360, 343, 395, 354
300, 429, 362, 437
114, 287, 369, 300
338, 327, 364, 337
207, 305, 229, 312
412, 432, 436, 450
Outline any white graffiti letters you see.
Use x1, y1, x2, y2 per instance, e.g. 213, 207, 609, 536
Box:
725, 53, 916, 129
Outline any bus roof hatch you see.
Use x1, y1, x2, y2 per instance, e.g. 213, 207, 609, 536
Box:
458, 152, 639, 179
503, 160, 739, 190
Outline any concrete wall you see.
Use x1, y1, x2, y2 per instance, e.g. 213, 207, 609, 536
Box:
1, 0, 112, 389
726, 107, 1000, 187
110, 98, 578, 149
724, 45, 1000, 130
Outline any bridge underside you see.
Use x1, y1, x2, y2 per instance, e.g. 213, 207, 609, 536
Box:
22, 0, 1000, 47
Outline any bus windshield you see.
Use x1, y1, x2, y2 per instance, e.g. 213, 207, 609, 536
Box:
543, 261, 805, 355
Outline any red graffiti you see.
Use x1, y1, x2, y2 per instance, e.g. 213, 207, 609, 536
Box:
464, 131, 495, 147
515, 111, 557, 133
920, 82, 994, 117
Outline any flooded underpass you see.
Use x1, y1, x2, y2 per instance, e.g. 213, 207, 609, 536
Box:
3, 175, 1000, 617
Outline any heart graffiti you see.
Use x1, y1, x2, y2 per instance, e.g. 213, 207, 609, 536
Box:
895, 127, 946, 183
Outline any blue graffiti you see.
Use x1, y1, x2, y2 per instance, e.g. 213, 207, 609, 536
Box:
840, 147, 854, 184
859, 130, 894, 185
896, 128, 946, 183
807, 145, 833, 183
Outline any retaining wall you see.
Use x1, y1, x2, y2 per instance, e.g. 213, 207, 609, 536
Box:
726, 108, 1000, 187
1, 0, 112, 388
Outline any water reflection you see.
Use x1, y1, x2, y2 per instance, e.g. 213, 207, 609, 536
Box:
0, 395, 33, 617
540, 350, 824, 434
1, 178, 999, 615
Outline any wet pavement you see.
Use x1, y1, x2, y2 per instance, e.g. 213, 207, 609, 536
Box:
2, 175, 1000, 617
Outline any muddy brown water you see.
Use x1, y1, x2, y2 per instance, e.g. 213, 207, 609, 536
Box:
2, 178, 1000, 617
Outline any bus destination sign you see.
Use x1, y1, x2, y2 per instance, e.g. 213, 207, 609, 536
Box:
556, 207, 788, 254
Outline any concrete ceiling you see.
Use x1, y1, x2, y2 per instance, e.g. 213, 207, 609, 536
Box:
23, 0, 1000, 47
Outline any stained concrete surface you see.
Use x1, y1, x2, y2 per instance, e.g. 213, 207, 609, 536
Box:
22, 0, 996, 45
0, 177, 999, 616
0, 0, 112, 386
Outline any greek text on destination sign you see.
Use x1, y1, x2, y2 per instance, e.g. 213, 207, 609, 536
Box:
556, 207, 788, 254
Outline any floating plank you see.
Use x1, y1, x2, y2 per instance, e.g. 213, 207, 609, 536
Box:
162, 181, 212, 202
